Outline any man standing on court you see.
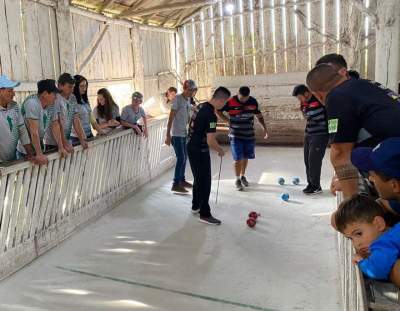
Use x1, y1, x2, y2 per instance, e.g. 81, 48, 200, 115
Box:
292, 84, 329, 195
188, 87, 231, 225
216, 86, 268, 191
165, 80, 198, 194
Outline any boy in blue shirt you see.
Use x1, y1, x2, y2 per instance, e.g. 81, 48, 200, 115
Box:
335, 195, 400, 286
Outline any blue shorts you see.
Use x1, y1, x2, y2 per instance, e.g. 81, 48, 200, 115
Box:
230, 138, 255, 161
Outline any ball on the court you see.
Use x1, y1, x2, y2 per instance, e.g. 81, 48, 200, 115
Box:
278, 177, 285, 185
248, 211, 260, 220
292, 177, 300, 185
281, 193, 290, 201
247, 218, 257, 228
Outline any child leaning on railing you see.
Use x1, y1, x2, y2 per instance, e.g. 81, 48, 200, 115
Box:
335, 194, 400, 287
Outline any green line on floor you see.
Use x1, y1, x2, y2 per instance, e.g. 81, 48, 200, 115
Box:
56, 266, 277, 311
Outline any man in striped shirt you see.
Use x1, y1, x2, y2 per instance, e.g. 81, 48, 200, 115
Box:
293, 84, 329, 195
217, 86, 268, 191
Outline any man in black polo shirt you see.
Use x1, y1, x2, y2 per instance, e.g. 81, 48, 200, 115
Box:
306, 64, 400, 199
187, 87, 231, 225
292, 84, 329, 195
216, 86, 268, 191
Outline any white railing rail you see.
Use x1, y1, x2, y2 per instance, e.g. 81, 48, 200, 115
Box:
0, 117, 174, 280
337, 192, 369, 311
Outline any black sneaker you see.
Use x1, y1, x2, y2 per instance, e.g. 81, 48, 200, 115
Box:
235, 179, 244, 191
302, 184, 312, 193
199, 216, 221, 225
171, 184, 189, 193
240, 176, 249, 187
191, 207, 200, 214
304, 186, 323, 195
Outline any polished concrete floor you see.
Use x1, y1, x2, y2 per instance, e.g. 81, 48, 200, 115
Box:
0, 147, 342, 311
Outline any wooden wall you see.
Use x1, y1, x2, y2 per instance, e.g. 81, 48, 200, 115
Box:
180, 0, 377, 101
214, 72, 307, 145
0, 0, 178, 111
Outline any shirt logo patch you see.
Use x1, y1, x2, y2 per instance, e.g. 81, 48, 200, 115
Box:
6, 116, 13, 132
328, 119, 338, 134
209, 122, 217, 129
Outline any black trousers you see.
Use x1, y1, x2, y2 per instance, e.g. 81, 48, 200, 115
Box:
187, 145, 212, 218
304, 134, 329, 187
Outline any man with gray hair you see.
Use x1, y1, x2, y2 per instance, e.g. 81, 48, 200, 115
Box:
121, 91, 148, 137
165, 79, 198, 193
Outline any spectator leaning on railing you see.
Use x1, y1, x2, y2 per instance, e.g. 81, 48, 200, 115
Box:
71, 75, 105, 145
121, 91, 148, 138
44, 73, 88, 153
93, 88, 120, 134
17, 79, 60, 165
335, 194, 400, 287
0, 75, 36, 164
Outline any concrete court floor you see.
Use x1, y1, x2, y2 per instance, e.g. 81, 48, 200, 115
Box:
0, 146, 342, 311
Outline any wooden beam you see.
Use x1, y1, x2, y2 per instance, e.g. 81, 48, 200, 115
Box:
97, 0, 115, 13
77, 24, 110, 74
118, 0, 216, 19
349, 0, 377, 25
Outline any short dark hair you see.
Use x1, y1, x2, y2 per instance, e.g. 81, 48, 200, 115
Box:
348, 70, 360, 79
292, 84, 310, 97
213, 86, 231, 100
58, 73, 75, 85
306, 64, 343, 92
239, 86, 250, 97
315, 53, 348, 70
335, 194, 386, 233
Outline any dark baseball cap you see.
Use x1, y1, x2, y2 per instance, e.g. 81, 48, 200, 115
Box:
58, 73, 75, 85
37, 79, 60, 94
351, 137, 400, 178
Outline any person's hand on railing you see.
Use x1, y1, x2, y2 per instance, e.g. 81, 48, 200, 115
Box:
58, 147, 69, 158
217, 149, 225, 157
352, 253, 364, 265
80, 140, 89, 150
97, 129, 106, 136
34, 154, 48, 166
108, 119, 120, 127
143, 129, 148, 139
64, 143, 74, 155
165, 134, 171, 146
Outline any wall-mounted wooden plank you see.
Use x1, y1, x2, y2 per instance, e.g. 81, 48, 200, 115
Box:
0, 0, 12, 77
5, 0, 26, 80
23, 1, 43, 81
37, 3, 58, 79
56, 0, 76, 73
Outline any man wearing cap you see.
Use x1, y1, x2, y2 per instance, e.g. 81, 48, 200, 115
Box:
121, 91, 148, 137
165, 80, 198, 193
0, 75, 36, 163
44, 73, 88, 153
306, 64, 400, 199
351, 138, 400, 215
17, 79, 61, 165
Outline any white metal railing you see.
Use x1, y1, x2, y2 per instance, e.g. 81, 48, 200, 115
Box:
0, 117, 174, 280
337, 192, 368, 311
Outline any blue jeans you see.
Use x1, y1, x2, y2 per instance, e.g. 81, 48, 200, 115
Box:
171, 136, 187, 185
